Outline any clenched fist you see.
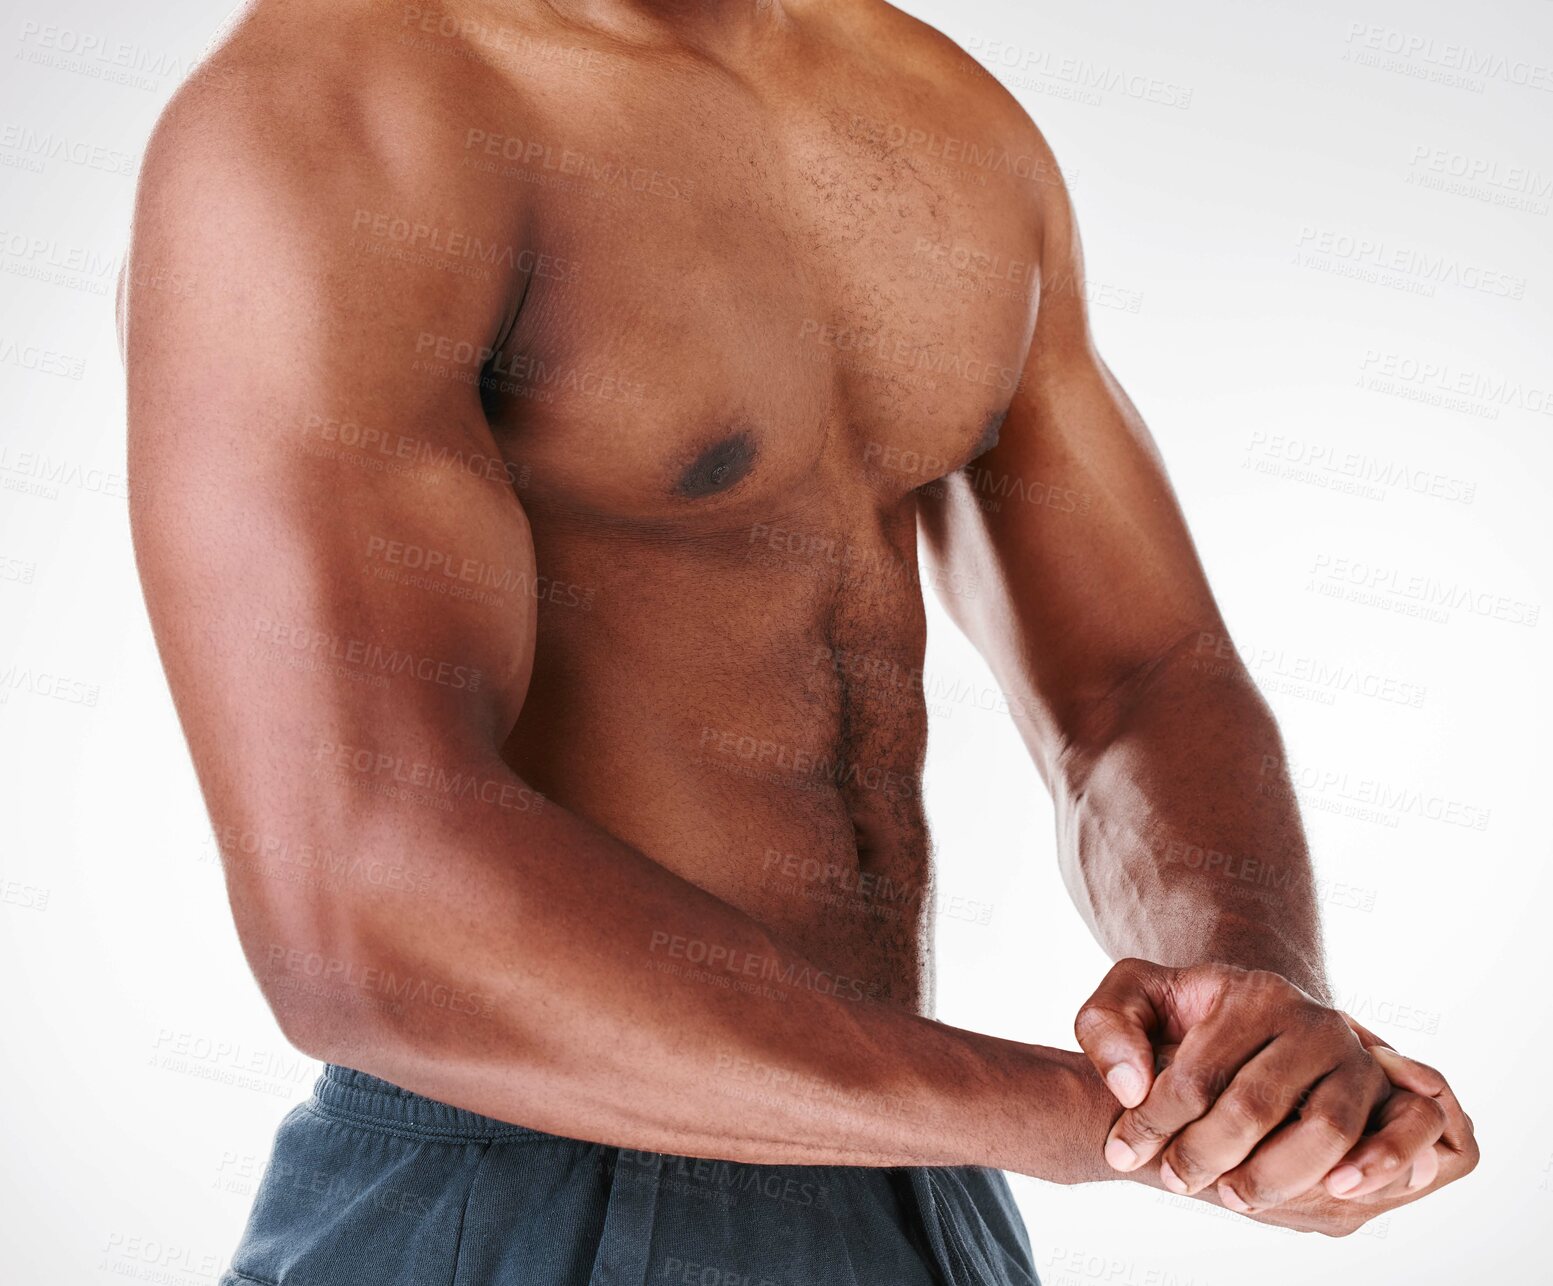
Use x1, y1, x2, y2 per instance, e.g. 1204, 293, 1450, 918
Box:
1075, 959, 1477, 1227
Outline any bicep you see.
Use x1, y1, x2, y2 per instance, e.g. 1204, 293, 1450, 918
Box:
920, 166, 1224, 760
125, 104, 534, 943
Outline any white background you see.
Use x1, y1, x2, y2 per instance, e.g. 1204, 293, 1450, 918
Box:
2, 1, 1549, 1283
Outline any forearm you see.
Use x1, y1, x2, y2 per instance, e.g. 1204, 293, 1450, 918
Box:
1053, 639, 1329, 1000
242, 758, 1109, 1179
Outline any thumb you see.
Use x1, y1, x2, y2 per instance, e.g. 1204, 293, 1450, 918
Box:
1074, 958, 1169, 1110
1368, 1045, 1448, 1099
1339, 1011, 1389, 1052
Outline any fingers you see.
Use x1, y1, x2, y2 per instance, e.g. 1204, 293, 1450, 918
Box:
1105, 1011, 1274, 1178
1329, 1045, 1478, 1196
1075, 958, 1172, 1110
1156, 1033, 1337, 1195
1367, 1045, 1475, 1168
1322, 1088, 1448, 1200
1407, 1145, 1442, 1191
1337, 1011, 1387, 1051
1368, 1044, 1446, 1097
1217, 1053, 1390, 1213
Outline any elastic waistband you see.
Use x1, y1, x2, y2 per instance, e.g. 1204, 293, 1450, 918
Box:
313, 1065, 553, 1143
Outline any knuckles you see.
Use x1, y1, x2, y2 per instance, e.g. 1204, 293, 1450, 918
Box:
1413, 1095, 1450, 1136
1072, 1002, 1120, 1044
1164, 1139, 1209, 1183
1217, 1085, 1281, 1133
1286, 1001, 1351, 1042
1233, 1174, 1287, 1212
1165, 1065, 1217, 1118
1120, 1112, 1173, 1146
1368, 1144, 1409, 1176
1300, 1107, 1364, 1153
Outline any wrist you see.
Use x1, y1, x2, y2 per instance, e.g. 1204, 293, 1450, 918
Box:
1196, 928, 1330, 1003
925, 1030, 1125, 1185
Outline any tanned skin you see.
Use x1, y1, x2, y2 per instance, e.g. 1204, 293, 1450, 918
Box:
123, 0, 1475, 1238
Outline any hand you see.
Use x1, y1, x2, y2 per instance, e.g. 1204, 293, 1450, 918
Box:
1229, 1039, 1478, 1235
1074, 959, 1474, 1216
1311, 1019, 1478, 1207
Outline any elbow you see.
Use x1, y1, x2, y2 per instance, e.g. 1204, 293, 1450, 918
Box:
255, 936, 383, 1068
239, 894, 396, 1069
269, 987, 351, 1065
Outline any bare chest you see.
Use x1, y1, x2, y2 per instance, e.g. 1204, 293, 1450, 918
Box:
472, 86, 1043, 528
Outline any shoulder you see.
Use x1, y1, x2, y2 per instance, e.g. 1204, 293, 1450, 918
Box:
138, 2, 484, 213
813, 0, 1068, 215
824, 2, 1047, 140
127, 1, 533, 343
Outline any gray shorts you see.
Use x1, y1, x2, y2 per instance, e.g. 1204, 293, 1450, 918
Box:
220, 1065, 1039, 1285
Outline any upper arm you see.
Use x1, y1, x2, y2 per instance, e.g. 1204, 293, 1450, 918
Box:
919, 132, 1225, 770
126, 78, 535, 964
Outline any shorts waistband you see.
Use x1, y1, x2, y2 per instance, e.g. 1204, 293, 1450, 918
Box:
312, 1065, 553, 1143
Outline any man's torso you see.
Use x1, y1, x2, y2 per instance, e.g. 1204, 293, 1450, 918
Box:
245, 0, 1048, 1012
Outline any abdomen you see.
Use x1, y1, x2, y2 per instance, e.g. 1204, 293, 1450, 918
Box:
502, 491, 935, 1012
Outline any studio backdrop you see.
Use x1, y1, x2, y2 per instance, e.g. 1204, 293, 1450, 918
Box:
2, 1, 1548, 1284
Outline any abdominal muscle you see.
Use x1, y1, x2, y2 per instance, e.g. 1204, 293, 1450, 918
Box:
501, 493, 937, 1014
